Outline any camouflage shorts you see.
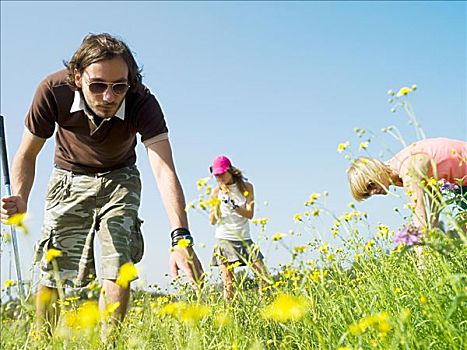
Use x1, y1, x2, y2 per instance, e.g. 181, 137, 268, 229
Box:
34, 165, 144, 288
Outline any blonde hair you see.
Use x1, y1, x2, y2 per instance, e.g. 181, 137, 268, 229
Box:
219, 166, 248, 195
347, 157, 392, 201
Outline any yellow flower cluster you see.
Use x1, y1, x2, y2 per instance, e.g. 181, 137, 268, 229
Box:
261, 293, 309, 322
251, 217, 269, 230
349, 311, 391, 337
196, 177, 210, 190
64, 301, 100, 330
160, 301, 209, 325
304, 193, 321, 206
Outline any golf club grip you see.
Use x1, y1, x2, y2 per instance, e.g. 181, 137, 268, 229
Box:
0, 115, 11, 186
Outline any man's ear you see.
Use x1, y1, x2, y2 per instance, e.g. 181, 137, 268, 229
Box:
74, 69, 82, 88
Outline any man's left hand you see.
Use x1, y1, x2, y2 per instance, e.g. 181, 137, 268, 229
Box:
169, 246, 204, 287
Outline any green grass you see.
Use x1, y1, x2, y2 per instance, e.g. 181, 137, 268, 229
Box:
1, 223, 465, 350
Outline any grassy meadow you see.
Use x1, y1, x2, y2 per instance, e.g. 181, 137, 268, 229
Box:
1, 87, 466, 349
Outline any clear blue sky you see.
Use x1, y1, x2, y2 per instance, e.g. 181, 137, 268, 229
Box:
1, 1, 465, 290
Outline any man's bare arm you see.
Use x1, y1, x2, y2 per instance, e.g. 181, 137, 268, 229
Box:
1, 128, 45, 218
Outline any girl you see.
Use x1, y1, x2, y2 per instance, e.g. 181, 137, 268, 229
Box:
347, 138, 467, 230
209, 155, 269, 300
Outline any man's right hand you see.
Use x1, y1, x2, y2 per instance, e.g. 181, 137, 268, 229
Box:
1, 196, 27, 221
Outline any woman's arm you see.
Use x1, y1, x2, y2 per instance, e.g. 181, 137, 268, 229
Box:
209, 187, 220, 225
233, 182, 255, 220
400, 154, 432, 229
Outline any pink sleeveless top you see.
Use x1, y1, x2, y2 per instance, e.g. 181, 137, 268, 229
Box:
389, 138, 467, 186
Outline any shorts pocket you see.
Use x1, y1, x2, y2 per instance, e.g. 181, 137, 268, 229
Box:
130, 218, 144, 263
45, 172, 68, 210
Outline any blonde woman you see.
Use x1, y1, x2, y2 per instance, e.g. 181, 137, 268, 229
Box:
209, 155, 269, 300
347, 138, 467, 230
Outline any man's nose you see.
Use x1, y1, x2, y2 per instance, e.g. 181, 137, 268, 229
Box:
103, 86, 116, 103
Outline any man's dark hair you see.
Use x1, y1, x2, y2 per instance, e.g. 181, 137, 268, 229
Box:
64, 33, 142, 91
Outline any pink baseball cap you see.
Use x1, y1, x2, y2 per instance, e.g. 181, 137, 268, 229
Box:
210, 155, 232, 175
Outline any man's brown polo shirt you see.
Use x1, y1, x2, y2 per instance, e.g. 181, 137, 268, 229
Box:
25, 69, 168, 173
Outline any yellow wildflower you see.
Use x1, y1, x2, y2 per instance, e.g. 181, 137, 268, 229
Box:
196, 177, 210, 189
45, 248, 62, 263
317, 243, 329, 254
396, 86, 412, 97
251, 217, 269, 230
160, 301, 187, 316
198, 199, 208, 210
359, 141, 369, 150
65, 301, 100, 329
337, 141, 350, 153
305, 193, 321, 206
116, 262, 138, 289
5, 212, 26, 225
261, 293, 309, 322
179, 304, 209, 324
177, 238, 191, 249
272, 232, 284, 241
376, 224, 389, 238
293, 213, 302, 222
310, 269, 327, 283
5, 213, 29, 234
293, 245, 307, 254
159, 301, 209, 324
365, 240, 375, 252
419, 295, 427, 304
5, 279, 15, 288
349, 311, 391, 337
208, 197, 220, 208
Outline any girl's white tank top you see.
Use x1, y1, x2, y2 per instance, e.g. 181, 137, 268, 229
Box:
215, 183, 251, 241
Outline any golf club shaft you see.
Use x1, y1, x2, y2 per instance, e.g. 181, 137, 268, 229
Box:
0, 115, 25, 299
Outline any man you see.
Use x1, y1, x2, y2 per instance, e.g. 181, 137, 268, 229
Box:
0, 33, 203, 334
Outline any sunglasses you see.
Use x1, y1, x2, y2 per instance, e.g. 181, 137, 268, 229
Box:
86, 81, 130, 95
83, 73, 130, 95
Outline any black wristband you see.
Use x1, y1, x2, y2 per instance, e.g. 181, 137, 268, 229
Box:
171, 228, 191, 239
